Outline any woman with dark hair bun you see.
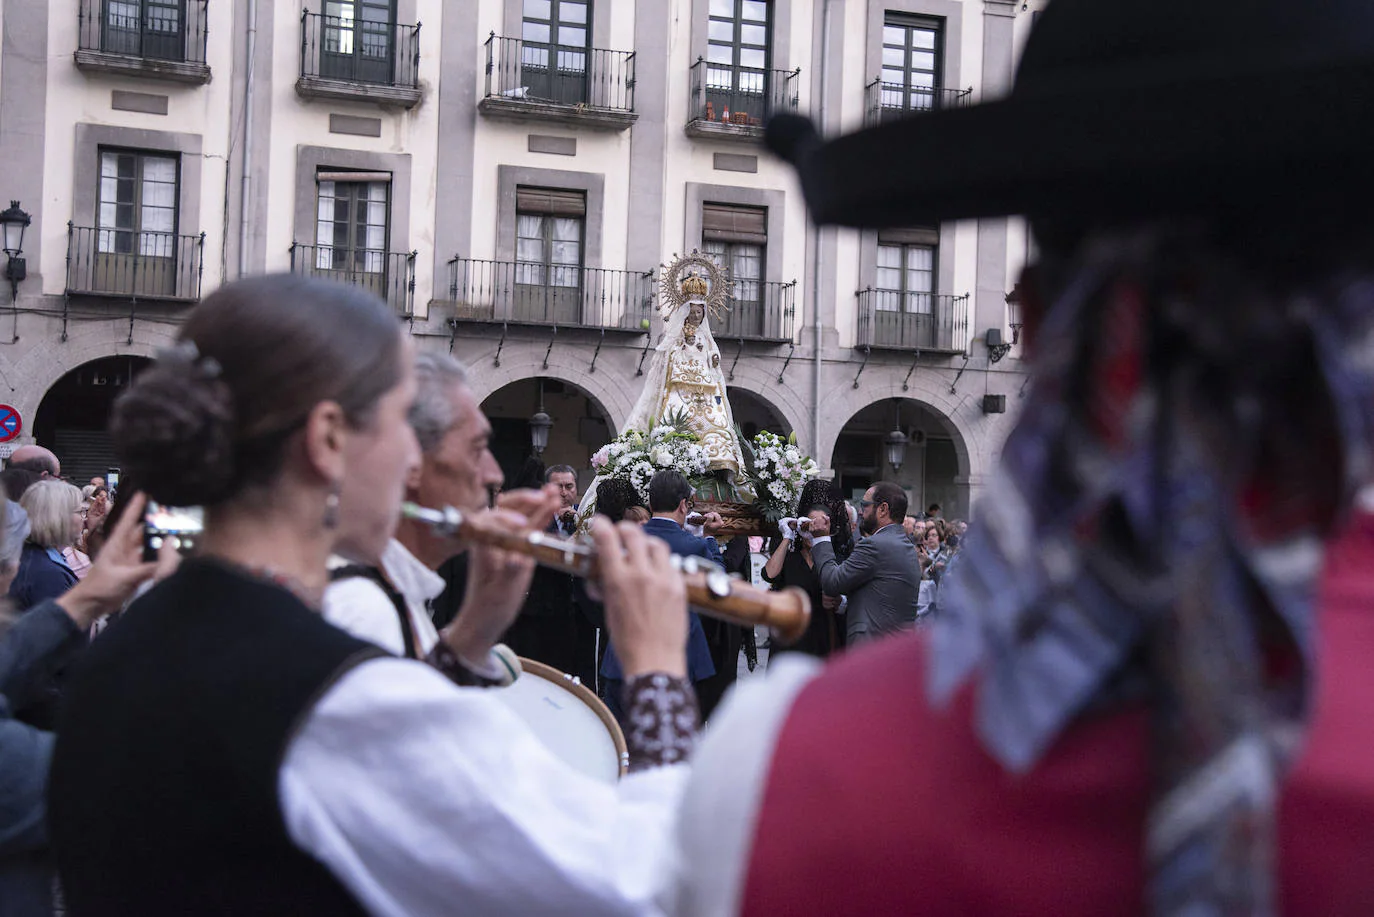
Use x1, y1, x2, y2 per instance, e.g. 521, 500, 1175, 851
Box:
595, 477, 645, 524
47, 274, 696, 917
760, 480, 849, 659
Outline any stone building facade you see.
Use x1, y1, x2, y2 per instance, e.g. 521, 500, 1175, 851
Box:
0, 0, 1040, 517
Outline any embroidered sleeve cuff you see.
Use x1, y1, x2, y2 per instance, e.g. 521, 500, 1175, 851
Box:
425, 642, 521, 688
622, 673, 699, 771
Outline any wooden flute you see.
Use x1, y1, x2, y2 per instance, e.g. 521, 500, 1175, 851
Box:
400, 502, 812, 643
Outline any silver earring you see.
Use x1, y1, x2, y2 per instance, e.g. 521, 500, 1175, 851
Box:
323, 483, 341, 530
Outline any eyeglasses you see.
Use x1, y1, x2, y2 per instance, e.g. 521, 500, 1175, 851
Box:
858, 499, 878, 509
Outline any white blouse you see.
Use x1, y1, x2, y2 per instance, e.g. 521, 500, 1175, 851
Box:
280, 657, 690, 917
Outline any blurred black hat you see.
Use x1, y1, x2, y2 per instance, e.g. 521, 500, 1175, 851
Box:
767, 0, 1374, 229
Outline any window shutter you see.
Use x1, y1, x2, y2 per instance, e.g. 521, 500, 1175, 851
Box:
877, 226, 940, 246
516, 187, 587, 217
317, 171, 393, 183
702, 203, 768, 244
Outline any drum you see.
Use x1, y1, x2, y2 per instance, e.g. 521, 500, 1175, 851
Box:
491, 658, 628, 783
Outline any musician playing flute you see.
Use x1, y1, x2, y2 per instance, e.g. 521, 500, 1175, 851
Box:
47, 274, 699, 917
321, 350, 559, 668
672, 1, 1374, 914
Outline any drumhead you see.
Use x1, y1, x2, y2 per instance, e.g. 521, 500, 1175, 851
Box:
491, 658, 628, 783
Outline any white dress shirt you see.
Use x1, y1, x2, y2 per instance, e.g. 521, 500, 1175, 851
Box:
280, 658, 690, 917
323, 539, 443, 657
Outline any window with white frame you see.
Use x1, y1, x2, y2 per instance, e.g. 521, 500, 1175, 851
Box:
702, 202, 766, 336
515, 187, 585, 288
706, 0, 771, 122
97, 149, 179, 257
315, 171, 390, 273
521, 0, 591, 104
875, 226, 938, 313
880, 14, 943, 115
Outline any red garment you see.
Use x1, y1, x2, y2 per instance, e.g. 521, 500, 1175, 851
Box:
741, 513, 1374, 916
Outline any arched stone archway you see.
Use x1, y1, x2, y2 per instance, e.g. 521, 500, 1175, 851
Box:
33, 355, 154, 484
827, 392, 978, 519
443, 341, 635, 435
727, 387, 785, 440
478, 376, 617, 487
7, 323, 175, 428
720, 359, 811, 449
818, 372, 985, 488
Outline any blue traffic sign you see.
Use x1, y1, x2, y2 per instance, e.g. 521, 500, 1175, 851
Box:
0, 405, 22, 443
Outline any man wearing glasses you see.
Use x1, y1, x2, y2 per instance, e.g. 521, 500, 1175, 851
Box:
599, 469, 721, 723
807, 482, 921, 644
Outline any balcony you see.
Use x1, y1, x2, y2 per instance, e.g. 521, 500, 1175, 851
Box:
446, 258, 655, 332
74, 0, 211, 84
478, 34, 637, 132
65, 224, 205, 302
714, 280, 797, 343
295, 11, 422, 108
686, 60, 799, 142
862, 80, 973, 127
856, 289, 969, 352
289, 243, 417, 317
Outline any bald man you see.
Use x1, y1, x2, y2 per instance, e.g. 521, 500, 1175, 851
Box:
7, 446, 59, 479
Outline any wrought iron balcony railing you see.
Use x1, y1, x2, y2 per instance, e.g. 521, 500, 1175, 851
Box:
65, 224, 205, 301
687, 59, 799, 135
447, 258, 655, 331
480, 34, 636, 124
715, 279, 797, 343
856, 289, 969, 352
297, 10, 421, 105
289, 243, 417, 316
863, 80, 973, 126
75, 0, 210, 83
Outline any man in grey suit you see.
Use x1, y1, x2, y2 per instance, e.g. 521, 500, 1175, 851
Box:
810, 481, 921, 644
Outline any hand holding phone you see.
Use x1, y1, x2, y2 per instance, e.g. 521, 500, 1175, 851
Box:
143, 502, 204, 562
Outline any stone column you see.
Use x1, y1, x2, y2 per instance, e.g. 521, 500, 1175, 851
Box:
972, 0, 1019, 345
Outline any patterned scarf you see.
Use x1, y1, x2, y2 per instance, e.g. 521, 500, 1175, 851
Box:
932, 226, 1374, 915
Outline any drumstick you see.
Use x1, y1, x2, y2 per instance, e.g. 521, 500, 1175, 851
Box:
401, 502, 811, 642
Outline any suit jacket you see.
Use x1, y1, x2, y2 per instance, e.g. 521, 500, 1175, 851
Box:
601, 516, 718, 682
813, 524, 920, 643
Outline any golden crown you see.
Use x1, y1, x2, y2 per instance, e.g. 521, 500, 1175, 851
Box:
680, 274, 709, 298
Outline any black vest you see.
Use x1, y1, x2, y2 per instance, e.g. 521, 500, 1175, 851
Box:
49, 559, 383, 916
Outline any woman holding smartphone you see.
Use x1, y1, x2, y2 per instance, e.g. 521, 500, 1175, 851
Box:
48, 274, 697, 917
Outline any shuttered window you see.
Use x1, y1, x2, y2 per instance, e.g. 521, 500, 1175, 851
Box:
702, 202, 767, 244
516, 187, 586, 217
877, 225, 939, 247
516, 186, 585, 287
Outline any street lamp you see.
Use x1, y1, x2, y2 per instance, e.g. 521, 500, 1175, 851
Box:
529, 378, 553, 456
529, 410, 553, 456
884, 398, 909, 472
1005, 283, 1023, 345
884, 428, 909, 472
0, 201, 30, 303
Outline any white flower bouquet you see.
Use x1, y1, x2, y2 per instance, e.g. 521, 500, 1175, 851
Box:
590, 425, 711, 504
745, 430, 820, 524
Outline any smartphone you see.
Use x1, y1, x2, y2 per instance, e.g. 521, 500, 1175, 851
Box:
686, 512, 706, 526
106, 467, 120, 496
144, 501, 204, 562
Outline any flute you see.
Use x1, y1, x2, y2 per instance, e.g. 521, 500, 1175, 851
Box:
401, 502, 812, 643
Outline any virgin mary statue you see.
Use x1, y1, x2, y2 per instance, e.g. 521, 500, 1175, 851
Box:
575, 253, 753, 520
623, 251, 750, 492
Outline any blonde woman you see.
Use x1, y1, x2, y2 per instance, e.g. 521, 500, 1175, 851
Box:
10, 480, 83, 612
